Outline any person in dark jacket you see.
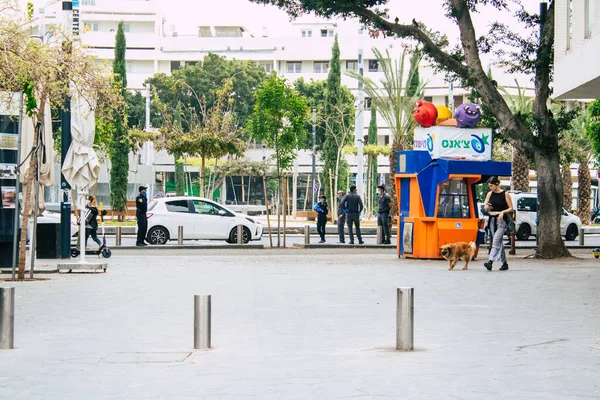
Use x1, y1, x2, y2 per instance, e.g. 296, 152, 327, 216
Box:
377, 184, 392, 245
336, 190, 346, 243
84, 195, 103, 248
340, 185, 364, 244
315, 195, 329, 243
136, 185, 148, 246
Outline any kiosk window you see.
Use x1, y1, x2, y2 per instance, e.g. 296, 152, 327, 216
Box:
437, 179, 470, 218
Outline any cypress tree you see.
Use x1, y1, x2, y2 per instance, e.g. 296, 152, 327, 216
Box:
368, 107, 378, 212
109, 21, 130, 219
322, 34, 349, 199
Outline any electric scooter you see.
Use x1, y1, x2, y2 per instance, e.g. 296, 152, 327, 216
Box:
71, 203, 112, 259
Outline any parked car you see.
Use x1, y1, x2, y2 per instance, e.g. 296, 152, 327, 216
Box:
509, 191, 581, 241
145, 197, 263, 245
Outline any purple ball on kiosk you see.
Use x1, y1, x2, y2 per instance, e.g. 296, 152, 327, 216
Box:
454, 102, 482, 128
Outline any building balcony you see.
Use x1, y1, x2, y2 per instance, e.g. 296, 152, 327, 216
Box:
81, 31, 156, 49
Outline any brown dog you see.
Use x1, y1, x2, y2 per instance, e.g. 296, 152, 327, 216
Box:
440, 242, 476, 271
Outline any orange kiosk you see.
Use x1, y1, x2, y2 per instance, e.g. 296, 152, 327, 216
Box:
395, 150, 511, 258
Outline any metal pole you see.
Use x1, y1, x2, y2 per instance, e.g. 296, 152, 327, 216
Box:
115, 226, 122, 247
311, 108, 316, 207
304, 225, 310, 245
194, 295, 211, 350
11, 93, 24, 280
579, 228, 585, 245
355, 29, 365, 202
178, 226, 183, 245
396, 287, 414, 351
236, 225, 243, 245
30, 127, 42, 278
0, 287, 15, 350
377, 225, 383, 245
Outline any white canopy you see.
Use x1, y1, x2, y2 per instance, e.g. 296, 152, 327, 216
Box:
61, 94, 99, 192
20, 102, 54, 216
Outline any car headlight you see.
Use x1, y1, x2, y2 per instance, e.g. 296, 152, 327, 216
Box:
246, 217, 255, 224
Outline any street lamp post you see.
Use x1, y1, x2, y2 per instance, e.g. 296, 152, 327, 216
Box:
311, 108, 316, 206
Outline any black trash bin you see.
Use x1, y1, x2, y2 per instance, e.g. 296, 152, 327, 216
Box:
36, 223, 62, 259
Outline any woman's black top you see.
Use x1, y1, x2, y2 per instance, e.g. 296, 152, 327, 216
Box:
85, 206, 99, 230
489, 191, 510, 222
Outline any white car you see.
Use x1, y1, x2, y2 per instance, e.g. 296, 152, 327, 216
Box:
145, 197, 263, 245
509, 192, 582, 241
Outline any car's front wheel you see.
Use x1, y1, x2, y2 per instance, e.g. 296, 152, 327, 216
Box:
228, 226, 250, 244
148, 226, 169, 245
516, 223, 531, 241
565, 223, 579, 241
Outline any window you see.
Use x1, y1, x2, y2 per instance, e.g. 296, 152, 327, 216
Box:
453, 95, 463, 110
192, 200, 227, 215
85, 22, 99, 32
170, 61, 181, 71
301, 29, 312, 37
424, 96, 433, 103
320, 29, 333, 37
287, 62, 302, 73
437, 179, 470, 218
346, 60, 358, 71
384, 135, 390, 146
364, 97, 372, 110
125, 61, 132, 73
262, 63, 273, 73
124, 24, 130, 33
313, 61, 329, 73
517, 197, 538, 212
368, 60, 379, 72
567, 0, 573, 50
165, 200, 190, 213
147, 201, 157, 211
584, 0, 595, 38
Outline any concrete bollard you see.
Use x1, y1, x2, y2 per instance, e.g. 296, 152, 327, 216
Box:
377, 226, 383, 245
115, 226, 122, 247
194, 295, 211, 350
396, 287, 414, 351
178, 226, 183, 245
579, 228, 585, 246
237, 225, 243, 245
304, 225, 310, 245
0, 287, 15, 350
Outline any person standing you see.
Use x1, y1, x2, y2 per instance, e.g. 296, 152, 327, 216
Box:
315, 195, 329, 243
377, 184, 392, 245
483, 176, 514, 271
136, 185, 148, 247
336, 190, 346, 243
340, 185, 364, 244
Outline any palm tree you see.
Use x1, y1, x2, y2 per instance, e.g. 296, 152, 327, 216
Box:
500, 80, 533, 192
346, 48, 425, 214
562, 111, 594, 223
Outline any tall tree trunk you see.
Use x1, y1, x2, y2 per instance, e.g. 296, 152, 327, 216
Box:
241, 174, 245, 204
577, 160, 591, 225
263, 175, 273, 247
535, 151, 570, 258
511, 147, 530, 192
199, 154, 206, 198
388, 141, 403, 216
561, 162, 573, 211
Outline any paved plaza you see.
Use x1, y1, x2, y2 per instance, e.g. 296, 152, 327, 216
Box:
1, 248, 599, 399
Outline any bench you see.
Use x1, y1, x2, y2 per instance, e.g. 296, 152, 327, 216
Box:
296, 211, 318, 221
578, 226, 600, 245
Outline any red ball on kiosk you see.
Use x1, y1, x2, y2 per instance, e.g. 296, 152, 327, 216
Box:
413, 100, 438, 128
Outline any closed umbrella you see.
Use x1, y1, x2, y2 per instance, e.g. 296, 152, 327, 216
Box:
61, 93, 99, 263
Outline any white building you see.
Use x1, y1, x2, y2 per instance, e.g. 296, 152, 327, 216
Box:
554, 0, 600, 99
29, 0, 535, 209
